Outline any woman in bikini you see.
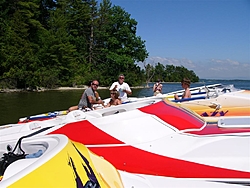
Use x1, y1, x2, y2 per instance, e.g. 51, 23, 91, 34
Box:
153, 79, 163, 96
105, 91, 122, 107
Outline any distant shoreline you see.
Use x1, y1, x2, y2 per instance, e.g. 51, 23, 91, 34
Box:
0, 81, 219, 93
0, 85, 147, 93
55, 85, 147, 90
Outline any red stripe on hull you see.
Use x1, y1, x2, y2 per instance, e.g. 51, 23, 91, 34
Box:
49, 120, 124, 145
89, 146, 250, 178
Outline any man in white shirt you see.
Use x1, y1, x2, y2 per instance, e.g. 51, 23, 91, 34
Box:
109, 74, 132, 102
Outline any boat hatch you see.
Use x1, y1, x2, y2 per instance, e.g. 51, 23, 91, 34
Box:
218, 116, 250, 128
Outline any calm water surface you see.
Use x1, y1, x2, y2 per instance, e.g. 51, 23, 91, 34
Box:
0, 79, 249, 125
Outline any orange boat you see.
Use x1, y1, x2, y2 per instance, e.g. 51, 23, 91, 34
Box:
176, 90, 250, 117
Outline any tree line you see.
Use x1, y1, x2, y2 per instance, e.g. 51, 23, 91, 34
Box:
0, 0, 199, 90
144, 62, 199, 85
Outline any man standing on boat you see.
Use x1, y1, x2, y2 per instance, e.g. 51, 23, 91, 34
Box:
109, 74, 132, 103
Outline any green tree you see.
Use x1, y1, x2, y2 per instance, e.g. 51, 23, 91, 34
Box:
0, 0, 43, 89
37, 0, 77, 87
165, 65, 176, 82
94, 3, 148, 85
66, 0, 93, 85
154, 62, 165, 82
0, 0, 199, 90
149, 63, 199, 83
144, 63, 155, 87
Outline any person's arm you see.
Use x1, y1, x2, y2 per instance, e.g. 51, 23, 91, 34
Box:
109, 82, 117, 91
105, 101, 111, 108
153, 83, 161, 92
87, 95, 104, 105
124, 89, 132, 95
95, 91, 100, 100
123, 83, 132, 95
153, 84, 156, 92
158, 84, 162, 92
174, 94, 179, 100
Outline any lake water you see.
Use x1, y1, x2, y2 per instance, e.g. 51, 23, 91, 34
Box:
0, 79, 249, 126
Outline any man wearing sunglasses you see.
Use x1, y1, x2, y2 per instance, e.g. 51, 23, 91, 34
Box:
109, 74, 132, 102
68, 80, 104, 111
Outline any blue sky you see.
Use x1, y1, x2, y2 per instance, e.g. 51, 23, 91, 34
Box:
110, 0, 250, 79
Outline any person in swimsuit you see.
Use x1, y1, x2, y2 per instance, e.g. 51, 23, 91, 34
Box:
174, 78, 191, 100
105, 91, 121, 107
153, 79, 163, 96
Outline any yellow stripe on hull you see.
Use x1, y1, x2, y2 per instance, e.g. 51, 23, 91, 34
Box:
183, 106, 250, 117
173, 90, 250, 117
8, 140, 124, 188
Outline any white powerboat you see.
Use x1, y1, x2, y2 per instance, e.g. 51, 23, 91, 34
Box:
47, 100, 250, 184
0, 134, 241, 188
1, 100, 249, 184
18, 97, 161, 123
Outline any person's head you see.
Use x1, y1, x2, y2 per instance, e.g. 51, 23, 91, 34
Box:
181, 78, 191, 87
157, 79, 161, 83
118, 74, 125, 84
91, 80, 99, 91
110, 90, 119, 99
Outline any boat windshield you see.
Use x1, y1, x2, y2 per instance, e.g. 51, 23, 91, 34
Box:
139, 99, 205, 131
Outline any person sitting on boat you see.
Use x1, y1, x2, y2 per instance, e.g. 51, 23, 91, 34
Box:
109, 74, 132, 103
153, 79, 163, 96
68, 80, 104, 112
174, 78, 191, 100
105, 91, 122, 107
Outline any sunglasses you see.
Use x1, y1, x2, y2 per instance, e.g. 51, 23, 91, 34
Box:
119, 77, 124, 79
110, 92, 116, 95
92, 83, 99, 87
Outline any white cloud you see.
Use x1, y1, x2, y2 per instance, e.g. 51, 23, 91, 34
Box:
137, 57, 250, 80
211, 59, 240, 66
147, 57, 197, 68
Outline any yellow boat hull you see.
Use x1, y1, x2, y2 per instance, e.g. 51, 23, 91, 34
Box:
4, 136, 124, 188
